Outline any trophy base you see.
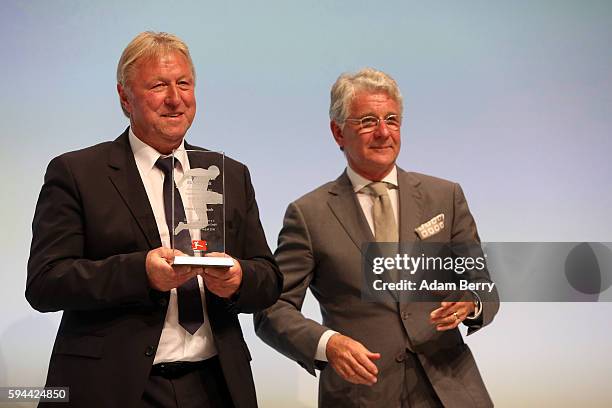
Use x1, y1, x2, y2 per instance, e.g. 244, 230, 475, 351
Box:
173, 256, 234, 267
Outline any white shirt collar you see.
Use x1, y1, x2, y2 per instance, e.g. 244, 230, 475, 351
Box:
128, 127, 188, 174
346, 165, 398, 193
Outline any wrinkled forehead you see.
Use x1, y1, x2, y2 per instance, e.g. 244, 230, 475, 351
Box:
348, 90, 401, 115
127, 49, 195, 83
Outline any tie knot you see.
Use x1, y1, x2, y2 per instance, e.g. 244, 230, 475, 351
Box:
155, 157, 176, 176
364, 182, 391, 197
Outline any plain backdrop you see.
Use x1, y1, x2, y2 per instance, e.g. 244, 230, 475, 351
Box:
1, 1, 611, 406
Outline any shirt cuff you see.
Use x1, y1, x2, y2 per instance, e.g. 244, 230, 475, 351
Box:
465, 290, 482, 320
314, 329, 338, 362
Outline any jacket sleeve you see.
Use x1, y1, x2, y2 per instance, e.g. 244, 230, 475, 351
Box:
231, 165, 283, 313
26, 155, 154, 313
450, 183, 500, 334
254, 201, 329, 376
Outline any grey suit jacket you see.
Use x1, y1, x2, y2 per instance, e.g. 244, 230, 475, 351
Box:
255, 168, 499, 407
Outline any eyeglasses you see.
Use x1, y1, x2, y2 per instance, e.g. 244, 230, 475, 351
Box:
344, 114, 401, 133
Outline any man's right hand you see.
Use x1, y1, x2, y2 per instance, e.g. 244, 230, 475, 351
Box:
145, 247, 200, 292
326, 333, 381, 386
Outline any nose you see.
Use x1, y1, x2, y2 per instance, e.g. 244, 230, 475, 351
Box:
373, 119, 391, 138
164, 85, 180, 107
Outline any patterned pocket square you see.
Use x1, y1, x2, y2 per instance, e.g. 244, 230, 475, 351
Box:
415, 213, 445, 239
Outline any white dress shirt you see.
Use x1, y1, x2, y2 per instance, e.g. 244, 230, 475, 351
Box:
129, 128, 218, 363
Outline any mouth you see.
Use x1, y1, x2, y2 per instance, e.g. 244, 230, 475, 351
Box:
161, 112, 184, 118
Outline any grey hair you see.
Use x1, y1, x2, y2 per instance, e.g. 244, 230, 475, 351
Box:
117, 31, 195, 117
329, 67, 403, 125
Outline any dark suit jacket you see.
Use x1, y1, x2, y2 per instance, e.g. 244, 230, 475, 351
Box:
255, 169, 499, 407
27, 129, 282, 407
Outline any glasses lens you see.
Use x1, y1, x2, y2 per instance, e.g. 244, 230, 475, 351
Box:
360, 116, 379, 129
384, 115, 401, 130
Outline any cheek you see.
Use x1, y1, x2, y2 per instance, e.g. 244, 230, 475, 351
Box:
143, 95, 164, 112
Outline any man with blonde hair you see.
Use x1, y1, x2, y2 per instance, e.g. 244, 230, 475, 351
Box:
255, 68, 498, 407
27, 31, 281, 407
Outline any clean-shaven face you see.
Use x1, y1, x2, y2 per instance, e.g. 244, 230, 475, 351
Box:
333, 91, 401, 181
118, 51, 196, 153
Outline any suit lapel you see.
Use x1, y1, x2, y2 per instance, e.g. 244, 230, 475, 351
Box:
327, 171, 374, 254
398, 168, 423, 242
107, 129, 161, 249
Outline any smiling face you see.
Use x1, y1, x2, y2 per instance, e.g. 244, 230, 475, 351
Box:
331, 91, 401, 181
117, 51, 196, 154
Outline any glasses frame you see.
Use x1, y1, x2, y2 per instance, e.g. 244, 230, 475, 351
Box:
344, 114, 402, 133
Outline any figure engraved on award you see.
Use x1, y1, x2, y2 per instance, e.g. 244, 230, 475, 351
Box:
174, 166, 223, 235
172, 151, 233, 267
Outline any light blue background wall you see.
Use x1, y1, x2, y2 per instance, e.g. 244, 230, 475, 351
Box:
2, 1, 611, 406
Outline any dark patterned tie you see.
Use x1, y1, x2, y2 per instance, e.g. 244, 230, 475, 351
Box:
155, 157, 204, 335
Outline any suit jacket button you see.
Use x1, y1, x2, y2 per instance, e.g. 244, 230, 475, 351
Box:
395, 352, 405, 363
144, 346, 156, 357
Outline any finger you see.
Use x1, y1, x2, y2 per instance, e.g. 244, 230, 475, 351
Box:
444, 305, 468, 321
430, 314, 453, 326
203, 276, 229, 295
435, 313, 463, 330
365, 352, 381, 360
204, 267, 232, 279
177, 268, 197, 282
337, 360, 370, 385
353, 353, 379, 379
154, 247, 176, 261
335, 362, 356, 383
436, 320, 461, 331
174, 265, 194, 277
203, 273, 232, 286
346, 357, 377, 385
430, 303, 452, 319
430, 308, 450, 322
431, 303, 464, 322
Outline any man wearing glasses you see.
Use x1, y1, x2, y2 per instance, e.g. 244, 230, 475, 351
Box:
255, 68, 498, 407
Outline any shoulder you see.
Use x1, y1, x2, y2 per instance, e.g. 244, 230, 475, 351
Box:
184, 143, 248, 174
292, 180, 337, 207
45, 140, 117, 176
402, 170, 456, 187
401, 170, 461, 194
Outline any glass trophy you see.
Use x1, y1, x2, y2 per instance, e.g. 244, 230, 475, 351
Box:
171, 150, 234, 267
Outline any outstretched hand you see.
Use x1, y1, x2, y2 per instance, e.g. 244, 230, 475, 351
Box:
326, 333, 381, 386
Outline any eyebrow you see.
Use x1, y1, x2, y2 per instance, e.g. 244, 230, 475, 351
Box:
356, 112, 398, 118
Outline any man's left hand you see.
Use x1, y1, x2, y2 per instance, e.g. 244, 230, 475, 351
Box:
201, 252, 242, 298
429, 301, 475, 331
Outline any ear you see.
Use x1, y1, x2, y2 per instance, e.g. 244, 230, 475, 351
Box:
330, 120, 344, 149
117, 83, 131, 115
